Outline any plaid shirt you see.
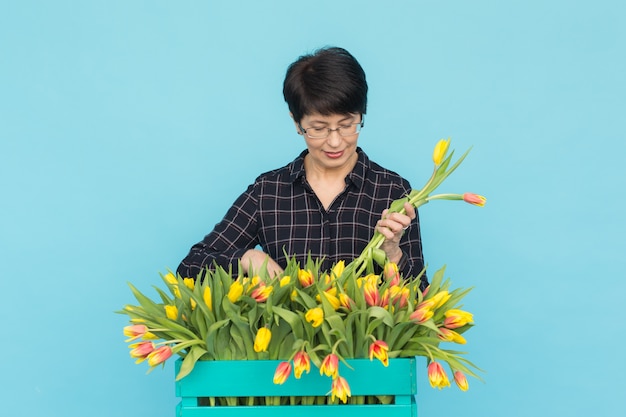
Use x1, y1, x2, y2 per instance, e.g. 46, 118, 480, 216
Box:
177, 148, 427, 288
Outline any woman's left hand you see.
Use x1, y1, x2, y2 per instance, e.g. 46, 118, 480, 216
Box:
376, 202, 416, 264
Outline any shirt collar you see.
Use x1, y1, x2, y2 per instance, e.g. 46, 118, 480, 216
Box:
288, 147, 368, 190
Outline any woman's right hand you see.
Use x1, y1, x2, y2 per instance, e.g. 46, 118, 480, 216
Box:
240, 249, 284, 277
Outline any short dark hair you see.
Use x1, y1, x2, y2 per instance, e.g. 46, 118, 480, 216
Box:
283, 47, 368, 123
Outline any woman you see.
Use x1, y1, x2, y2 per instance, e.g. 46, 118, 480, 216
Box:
177, 47, 427, 289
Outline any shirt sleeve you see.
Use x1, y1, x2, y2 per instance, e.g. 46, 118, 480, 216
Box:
397, 209, 428, 291
176, 182, 260, 279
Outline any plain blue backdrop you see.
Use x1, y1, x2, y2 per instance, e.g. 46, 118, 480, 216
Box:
1, 1, 625, 416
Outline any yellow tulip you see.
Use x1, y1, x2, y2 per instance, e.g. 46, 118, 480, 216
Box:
253, 327, 271, 352
227, 281, 244, 303
164, 305, 178, 320
280, 275, 291, 287
183, 278, 195, 290
305, 307, 324, 327
203, 287, 212, 311
430, 290, 451, 309
164, 272, 177, 285
331, 376, 351, 404
443, 309, 474, 329
432, 138, 451, 165
331, 260, 345, 279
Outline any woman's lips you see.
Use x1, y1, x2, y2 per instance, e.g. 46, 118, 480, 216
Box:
325, 151, 344, 159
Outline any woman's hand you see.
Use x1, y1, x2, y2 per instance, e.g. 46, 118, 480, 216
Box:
376, 202, 416, 264
240, 249, 284, 277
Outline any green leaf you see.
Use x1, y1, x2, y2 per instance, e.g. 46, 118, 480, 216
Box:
176, 346, 208, 381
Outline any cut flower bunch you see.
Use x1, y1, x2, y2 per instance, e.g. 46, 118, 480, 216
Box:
118, 139, 486, 405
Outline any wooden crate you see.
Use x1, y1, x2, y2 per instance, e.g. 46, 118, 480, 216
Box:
175, 358, 417, 417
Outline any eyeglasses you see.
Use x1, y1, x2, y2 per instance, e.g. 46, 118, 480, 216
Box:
298, 119, 364, 139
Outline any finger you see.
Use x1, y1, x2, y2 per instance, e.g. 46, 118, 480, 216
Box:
404, 202, 416, 220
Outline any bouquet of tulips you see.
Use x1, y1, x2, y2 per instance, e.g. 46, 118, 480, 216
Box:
118, 139, 486, 405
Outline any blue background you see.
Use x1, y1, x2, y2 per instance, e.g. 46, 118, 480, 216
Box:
1, 1, 625, 416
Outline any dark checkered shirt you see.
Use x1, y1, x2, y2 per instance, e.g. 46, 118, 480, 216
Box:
177, 148, 427, 288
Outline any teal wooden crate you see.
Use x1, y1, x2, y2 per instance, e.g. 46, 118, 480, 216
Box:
175, 358, 418, 417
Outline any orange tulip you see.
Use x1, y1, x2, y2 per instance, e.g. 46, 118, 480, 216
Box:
427, 361, 450, 389
331, 376, 351, 404
454, 371, 469, 391
123, 324, 148, 342
273, 361, 292, 385
129, 341, 155, 363
410, 305, 434, 323
320, 353, 339, 379
147, 345, 173, 367
369, 340, 389, 367
462, 192, 486, 207
383, 262, 401, 286
293, 351, 311, 379
438, 327, 467, 344
251, 283, 273, 302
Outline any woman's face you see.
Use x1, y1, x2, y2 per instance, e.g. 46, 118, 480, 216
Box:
297, 113, 362, 174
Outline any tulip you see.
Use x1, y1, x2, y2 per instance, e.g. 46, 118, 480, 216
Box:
331, 260, 345, 279
443, 309, 474, 329
363, 278, 381, 307
253, 327, 272, 353
462, 192, 486, 207
251, 284, 273, 302
227, 281, 244, 303
427, 361, 450, 389
430, 290, 451, 309
438, 327, 467, 344
164, 305, 178, 320
388, 286, 409, 309
297, 269, 314, 288
317, 290, 341, 310
369, 340, 389, 367
293, 351, 311, 379
320, 353, 339, 379
203, 287, 212, 311
147, 345, 173, 367
331, 376, 351, 404
432, 138, 450, 165
273, 361, 292, 385
454, 371, 469, 391
123, 324, 148, 342
339, 293, 355, 310
183, 278, 195, 290
129, 341, 155, 363
190, 298, 197, 310
305, 307, 324, 327
410, 305, 433, 323
164, 272, 177, 285
143, 331, 159, 340
383, 262, 401, 286
280, 275, 291, 287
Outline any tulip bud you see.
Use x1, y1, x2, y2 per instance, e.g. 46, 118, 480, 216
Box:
297, 269, 314, 288
293, 351, 311, 379
462, 192, 486, 207
203, 287, 212, 311
432, 138, 451, 165
454, 371, 469, 391
369, 340, 390, 367
164, 305, 178, 320
123, 324, 148, 342
320, 353, 339, 379
273, 361, 292, 385
253, 327, 272, 352
331, 376, 351, 404
147, 345, 173, 367
443, 309, 474, 329
227, 281, 244, 303
427, 361, 450, 389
